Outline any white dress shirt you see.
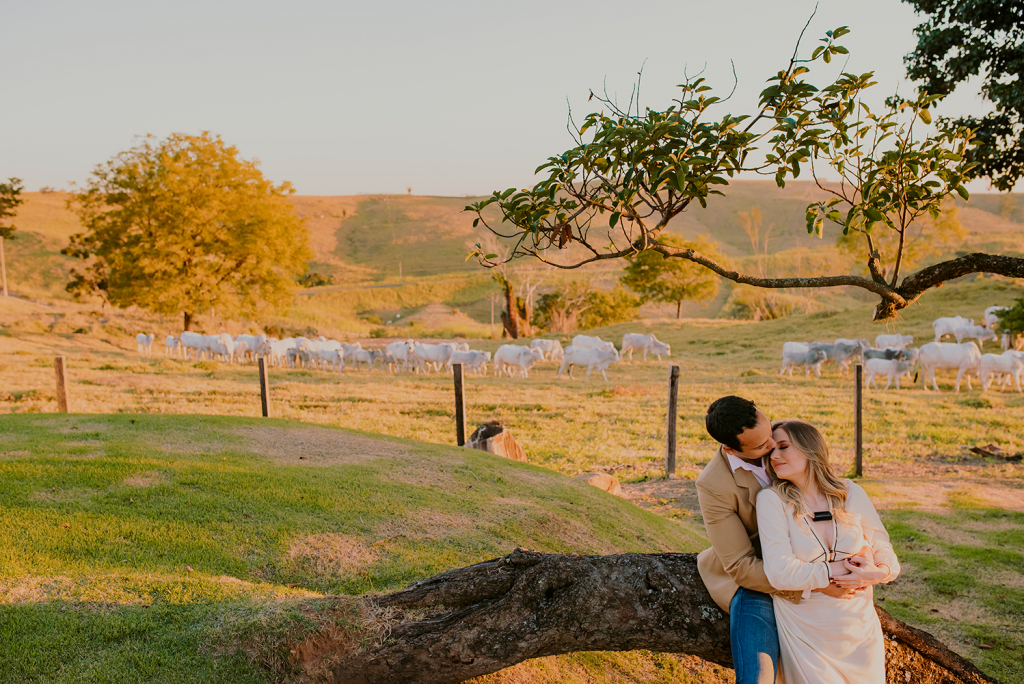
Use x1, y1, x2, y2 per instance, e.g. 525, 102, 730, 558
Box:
725, 451, 771, 488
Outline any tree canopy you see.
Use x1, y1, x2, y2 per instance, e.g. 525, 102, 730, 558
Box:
467, 23, 1024, 321
903, 0, 1024, 191
620, 233, 721, 318
0, 177, 24, 240
64, 133, 311, 330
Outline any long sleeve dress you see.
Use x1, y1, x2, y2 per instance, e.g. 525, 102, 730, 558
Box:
755, 480, 900, 684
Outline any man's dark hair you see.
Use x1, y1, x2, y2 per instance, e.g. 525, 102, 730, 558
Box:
706, 396, 759, 452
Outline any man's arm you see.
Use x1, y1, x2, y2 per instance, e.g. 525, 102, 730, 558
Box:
696, 482, 781, 597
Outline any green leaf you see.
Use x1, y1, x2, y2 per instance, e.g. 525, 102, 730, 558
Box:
919, 108, 932, 125
956, 184, 969, 200
484, 253, 498, 259
472, 218, 480, 228
610, 212, 621, 229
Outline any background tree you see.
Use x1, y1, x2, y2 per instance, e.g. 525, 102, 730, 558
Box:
467, 24, 1024, 321
903, 0, 1024, 191
0, 177, 25, 297
65, 133, 310, 331
996, 297, 1024, 348
620, 233, 721, 318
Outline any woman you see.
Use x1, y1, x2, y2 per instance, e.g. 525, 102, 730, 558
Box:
756, 420, 900, 684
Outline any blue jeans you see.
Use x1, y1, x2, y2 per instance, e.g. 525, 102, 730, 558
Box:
730, 587, 780, 684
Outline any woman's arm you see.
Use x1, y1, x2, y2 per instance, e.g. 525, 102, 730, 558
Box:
835, 482, 901, 586
756, 489, 833, 592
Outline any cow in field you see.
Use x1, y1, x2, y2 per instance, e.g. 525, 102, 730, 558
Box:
557, 345, 620, 382
621, 333, 670, 361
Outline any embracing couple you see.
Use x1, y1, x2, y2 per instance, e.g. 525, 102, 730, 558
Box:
696, 396, 900, 684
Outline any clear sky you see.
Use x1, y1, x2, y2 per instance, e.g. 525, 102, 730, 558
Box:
0, 0, 998, 196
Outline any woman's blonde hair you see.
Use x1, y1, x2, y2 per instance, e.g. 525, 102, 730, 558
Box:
767, 420, 851, 521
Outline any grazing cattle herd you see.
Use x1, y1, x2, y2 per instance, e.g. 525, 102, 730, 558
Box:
136, 303, 1020, 392
783, 304, 1023, 392
149, 330, 667, 382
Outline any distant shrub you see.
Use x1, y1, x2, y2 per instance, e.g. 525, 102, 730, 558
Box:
369, 327, 390, 338
724, 286, 800, 321
362, 314, 383, 326
296, 272, 335, 288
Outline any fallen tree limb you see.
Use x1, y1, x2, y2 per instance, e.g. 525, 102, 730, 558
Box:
317, 550, 1001, 684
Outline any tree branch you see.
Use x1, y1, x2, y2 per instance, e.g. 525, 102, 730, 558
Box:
299, 550, 1002, 684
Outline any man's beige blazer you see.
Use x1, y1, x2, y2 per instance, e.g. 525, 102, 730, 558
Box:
695, 446, 802, 613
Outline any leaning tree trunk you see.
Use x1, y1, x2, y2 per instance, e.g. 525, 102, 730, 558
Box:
183, 311, 193, 332
307, 550, 1000, 684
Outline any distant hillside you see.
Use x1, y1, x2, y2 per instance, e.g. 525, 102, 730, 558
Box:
5, 185, 1022, 316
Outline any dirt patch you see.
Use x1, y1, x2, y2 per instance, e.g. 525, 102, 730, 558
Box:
374, 510, 477, 543
123, 471, 166, 488
231, 425, 455, 487
621, 475, 703, 521
287, 534, 379, 578
868, 478, 1024, 514
29, 487, 99, 503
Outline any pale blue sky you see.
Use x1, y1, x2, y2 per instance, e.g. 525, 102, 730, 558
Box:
0, 0, 997, 196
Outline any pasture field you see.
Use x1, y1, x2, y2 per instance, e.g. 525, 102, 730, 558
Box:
2, 277, 1024, 682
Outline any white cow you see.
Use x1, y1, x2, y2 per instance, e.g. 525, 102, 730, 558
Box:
409, 342, 452, 373
918, 341, 982, 392
447, 349, 490, 375
782, 342, 810, 354
164, 335, 180, 357
557, 345, 620, 382
571, 334, 616, 352
780, 349, 828, 378
984, 306, 1009, 329
385, 340, 413, 372
955, 324, 996, 347
621, 333, 671, 361
874, 334, 913, 350
529, 339, 564, 361
232, 341, 249, 364
835, 338, 870, 349
493, 344, 544, 378
348, 348, 377, 371
178, 331, 208, 359
206, 333, 236, 363
136, 333, 155, 355
933, 316, 974, 342
864, 358, 916, 390
980, 351, 1024, 393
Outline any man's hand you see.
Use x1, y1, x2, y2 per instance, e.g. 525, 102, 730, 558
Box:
815, 583, 863, 599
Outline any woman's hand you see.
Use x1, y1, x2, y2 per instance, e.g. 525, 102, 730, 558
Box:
828, 560, 852, 579
832, 555, 887, 588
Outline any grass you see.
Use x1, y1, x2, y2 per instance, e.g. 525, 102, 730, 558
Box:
0, 413, 709, 683
3, 266, 1023, 681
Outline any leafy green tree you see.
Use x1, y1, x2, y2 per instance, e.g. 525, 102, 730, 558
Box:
621, 233, 721, 318
997, 297, 1024, 339
903, 0, 1024, 191
468, 24, 1024, 321
0, 177, 25, 298
65, 133, 311, 330
579, 285, 641, 329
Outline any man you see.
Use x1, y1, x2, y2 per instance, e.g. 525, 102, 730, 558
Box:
696, 396, 856, 684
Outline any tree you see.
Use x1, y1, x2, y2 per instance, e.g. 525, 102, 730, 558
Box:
621, 233, 721, 318
903, 0, 1024, 191
0, 177, 25, 298
64, 133, 311, 331
274, 549, 999, 683
996, 297, 1024, 347
534, 281, 640, 333
467, 22, 1024, 321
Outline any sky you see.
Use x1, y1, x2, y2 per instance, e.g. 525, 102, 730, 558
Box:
0, 0, 1001, 196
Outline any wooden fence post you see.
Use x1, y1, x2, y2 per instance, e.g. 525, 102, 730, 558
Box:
258, 357, 270, 418
666, 364, 680, 477
453, 362, 466, 446
54, 355, 69, 413
855, 363, 863, 477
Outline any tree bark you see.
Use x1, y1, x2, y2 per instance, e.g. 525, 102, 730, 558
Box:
676, 299, 682, 319
183, 311, 193, 332
319, 550, 1001, 684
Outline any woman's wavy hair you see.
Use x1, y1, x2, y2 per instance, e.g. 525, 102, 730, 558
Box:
767, 420, 851, 522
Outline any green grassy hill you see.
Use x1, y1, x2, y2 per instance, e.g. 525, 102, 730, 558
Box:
0, 414, 711, 683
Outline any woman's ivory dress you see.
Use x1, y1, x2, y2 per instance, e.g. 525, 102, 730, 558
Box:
756, 480, 900, 684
